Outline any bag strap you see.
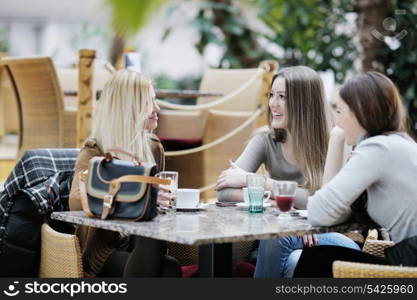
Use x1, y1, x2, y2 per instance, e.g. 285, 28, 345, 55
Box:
78, 171, 94, 217
100, 175, 170, 220
96, 157, 171, 186
105, 148, 141, 165
110, 175, 171, 186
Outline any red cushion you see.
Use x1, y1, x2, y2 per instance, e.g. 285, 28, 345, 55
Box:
159, 138, 202, 151
180, 262, 255, 278
234, 262, 255, 277
181, 264, 199, 278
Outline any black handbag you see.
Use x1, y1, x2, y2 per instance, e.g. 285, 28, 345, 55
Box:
80, 149, 171, 221
350, 191, 381, 228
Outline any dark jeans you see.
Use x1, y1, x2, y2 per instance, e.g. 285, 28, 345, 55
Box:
293, 245, 389, 277
99, 236, 181, 277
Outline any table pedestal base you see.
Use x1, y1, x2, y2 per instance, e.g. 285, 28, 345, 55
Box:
198, 243, 232, 277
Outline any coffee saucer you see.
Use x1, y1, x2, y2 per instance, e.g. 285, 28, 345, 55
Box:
236, 202, 271, 209
176, 203, 209, 212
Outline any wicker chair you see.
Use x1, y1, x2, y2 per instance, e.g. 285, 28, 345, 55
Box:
0, 67, 19, 138
39, 223, 83, 278
160, 68, 263, 195
167, 241, 255, 270
157, 67, 262, 140
201, 110, 258, 200
0, 56, 77, 158
333, 261, 417, 278
333, 229, 417, 278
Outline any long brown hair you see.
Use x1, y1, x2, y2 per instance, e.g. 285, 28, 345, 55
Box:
267, 66, 330, 193
339, 72, 407, 137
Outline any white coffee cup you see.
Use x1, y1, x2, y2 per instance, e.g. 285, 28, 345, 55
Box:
242, 187, 271, 204
176, 188, 200, 209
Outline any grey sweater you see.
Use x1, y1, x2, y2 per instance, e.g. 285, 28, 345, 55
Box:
217, 131, 307, 203
308, 132, 417, 243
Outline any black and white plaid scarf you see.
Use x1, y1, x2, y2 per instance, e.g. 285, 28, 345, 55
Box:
0, 148, 79, 252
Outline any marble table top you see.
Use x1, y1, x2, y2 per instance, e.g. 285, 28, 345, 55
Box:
51, 204, 364, 246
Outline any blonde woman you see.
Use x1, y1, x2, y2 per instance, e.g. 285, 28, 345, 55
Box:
215, 66, 360, 278
69, 70, 180, 277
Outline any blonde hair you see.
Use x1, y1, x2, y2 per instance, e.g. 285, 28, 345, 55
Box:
92, 70, 155, 163
268, 66, 330, 193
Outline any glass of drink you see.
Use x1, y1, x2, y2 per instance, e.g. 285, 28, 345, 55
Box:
246, 174, 266, 213
157, 171, 178, 212
272, 181, 297, 221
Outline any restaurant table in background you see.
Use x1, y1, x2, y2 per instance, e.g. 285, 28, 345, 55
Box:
51, 204, 366, 278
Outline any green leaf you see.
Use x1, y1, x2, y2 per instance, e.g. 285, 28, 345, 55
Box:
106, 0, 167, 37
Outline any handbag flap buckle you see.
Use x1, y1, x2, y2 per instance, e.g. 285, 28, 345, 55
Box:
103, 194, 114, 208
101, 182, 121, 219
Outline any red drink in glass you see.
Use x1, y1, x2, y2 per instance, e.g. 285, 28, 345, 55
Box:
275, 196, 294, 212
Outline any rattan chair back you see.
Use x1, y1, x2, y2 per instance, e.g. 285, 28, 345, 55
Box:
0, 57, 75, 158
39, 223, 83, 278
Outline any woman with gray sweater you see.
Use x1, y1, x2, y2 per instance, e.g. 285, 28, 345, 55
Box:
294, 72, 417, 276
216, 66, 361, 278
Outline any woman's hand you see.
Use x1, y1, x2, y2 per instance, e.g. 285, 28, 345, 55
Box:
156, 185, 176, 213
297, 234, 319, 247
330, 126, 346, 143
215, 160, 248, 191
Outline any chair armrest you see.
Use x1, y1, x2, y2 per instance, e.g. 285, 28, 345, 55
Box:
333, 260, 417, 278
61, 109, 77, 148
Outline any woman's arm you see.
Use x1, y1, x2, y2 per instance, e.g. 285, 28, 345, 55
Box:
216, 134, 267, 202
217, 188, 245, 202
322, 126, 348, 185
308, 139, 386, 226
293, 187, 309, 209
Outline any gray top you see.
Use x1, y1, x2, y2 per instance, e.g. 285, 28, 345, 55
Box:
51, 206, 364, 246
308, 132, 417, 243
217, 131, 307, 203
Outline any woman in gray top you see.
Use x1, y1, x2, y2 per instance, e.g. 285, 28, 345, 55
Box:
215, 66, 360, 278
294, 72, 417, 277
216, 66, 330, 203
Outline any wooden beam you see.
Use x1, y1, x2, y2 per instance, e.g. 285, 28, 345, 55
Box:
0, 64, 4, 141
76, 49, 96, 148
0, 159, 15, 182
